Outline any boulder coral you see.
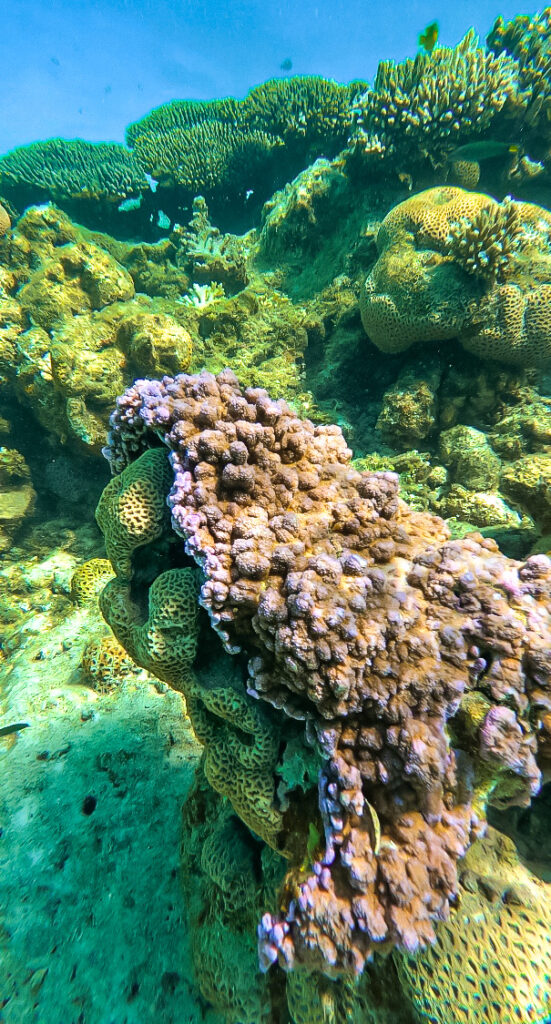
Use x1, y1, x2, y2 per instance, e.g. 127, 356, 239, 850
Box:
359, 186, 551, 368
95, 369, 551, 978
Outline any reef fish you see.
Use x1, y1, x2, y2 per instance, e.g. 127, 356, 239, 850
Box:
419, 21, 439, 53
450, 141, 519, 162
0, 722, 29, 737
280, 58, 293, 72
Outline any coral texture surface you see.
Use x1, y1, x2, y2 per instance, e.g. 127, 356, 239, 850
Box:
96, 369, 551, 976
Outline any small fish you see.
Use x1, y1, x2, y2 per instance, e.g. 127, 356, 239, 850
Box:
0, 721, 29, 737
280, 58, 293, 72
419, 21, 439, 54
50, 56, 60, 66
450, 141, 519, 162
104, 85, 112, 95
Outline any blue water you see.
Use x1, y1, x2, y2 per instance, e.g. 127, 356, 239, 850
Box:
0, 0, 528, 152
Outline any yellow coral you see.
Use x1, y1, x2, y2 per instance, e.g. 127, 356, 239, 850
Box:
361, 187, 551, 367
70, 558, 115, 605
95, 448, 172, 579
396, 828, 551, 1023
186, 675, 285, 851
0, 203, 10, 236
81, 631, 139, 692
100, 568, 200, 685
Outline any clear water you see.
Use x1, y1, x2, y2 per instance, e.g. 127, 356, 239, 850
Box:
1, 3, 550, 1023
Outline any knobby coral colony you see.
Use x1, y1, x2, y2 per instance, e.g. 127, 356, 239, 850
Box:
95, 369, 551, 977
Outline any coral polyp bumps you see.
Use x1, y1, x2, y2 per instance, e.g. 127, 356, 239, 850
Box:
95, 369, 551, 978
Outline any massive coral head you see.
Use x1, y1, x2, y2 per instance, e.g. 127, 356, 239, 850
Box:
97, 369, 551, 976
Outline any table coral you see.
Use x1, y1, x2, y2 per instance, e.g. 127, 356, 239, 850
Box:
360, 186, 551, 368
96, 370, 551, 978
0, 139, 148, 208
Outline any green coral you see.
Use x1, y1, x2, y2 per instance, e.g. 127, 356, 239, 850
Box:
126, 97, 241, 148
243, 76, 364, 155
487, 9, 551, 139
132, 120, 280, 197
439, 424, 501, 490
0, 139, 148, 205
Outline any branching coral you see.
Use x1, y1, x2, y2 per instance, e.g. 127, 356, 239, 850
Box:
487, 9, 551, 138
125, 97, 242, 148
96, 370, 551, 978
447, 197, 524, 282
351, 31, 528, 172
0, 139, 148, 206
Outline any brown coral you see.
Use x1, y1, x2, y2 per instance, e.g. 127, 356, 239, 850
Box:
97, 370, 551, 976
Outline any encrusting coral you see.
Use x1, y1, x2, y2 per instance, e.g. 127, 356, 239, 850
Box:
360, 186, 551, 368
95, 369, 551, 979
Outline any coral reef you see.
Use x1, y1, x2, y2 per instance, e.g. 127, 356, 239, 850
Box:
0, 446, 35, 551
0, 206, 194, 454
360, 186, 551, 368
0, 203, 10, 236
95, 370, 551, 978
487, 9, 551, 149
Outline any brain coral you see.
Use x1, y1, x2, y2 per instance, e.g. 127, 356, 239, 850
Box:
97, 370, 551, 977
397, 826, 551, 1023
360, 186, 551, 367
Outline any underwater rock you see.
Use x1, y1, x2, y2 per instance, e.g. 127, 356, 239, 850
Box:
376, 360, 442, 444
438, 424, 501, 491
0, 446, 35, 551
500, 453, 551, 533
259, 158, 350, 260
360, 187, 551, 368
95, 369, 551, 977
0, 202, 10, 235
18, 241, 134, 330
